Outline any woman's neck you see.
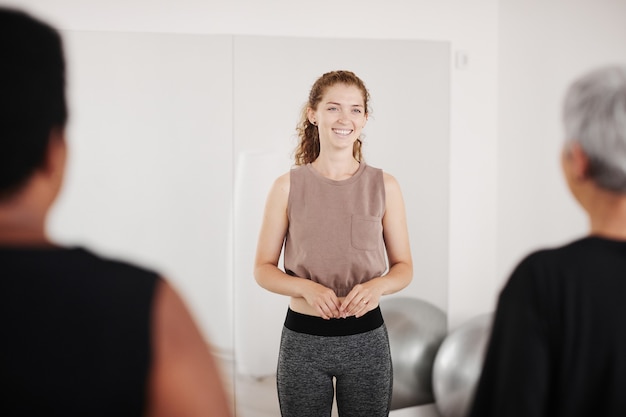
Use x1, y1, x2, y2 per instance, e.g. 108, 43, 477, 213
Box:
311, 153, 360, 181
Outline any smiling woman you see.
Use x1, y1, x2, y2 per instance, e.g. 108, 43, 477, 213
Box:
296, 72, 370, 167
233, 36, 450, 417
308, 86, 367, 163
253, 70, 414, 417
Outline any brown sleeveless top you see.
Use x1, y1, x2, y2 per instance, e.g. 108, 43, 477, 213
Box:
284, 162, 387, 297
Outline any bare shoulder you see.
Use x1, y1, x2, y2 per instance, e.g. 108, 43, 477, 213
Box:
273, 170, 291, 194
382, 171, 402, 194
265, 170, 292, 208
147, 279, 233, 417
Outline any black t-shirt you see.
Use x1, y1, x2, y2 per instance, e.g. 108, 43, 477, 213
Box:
470, 236, 626, 417
0, 246, 160, 416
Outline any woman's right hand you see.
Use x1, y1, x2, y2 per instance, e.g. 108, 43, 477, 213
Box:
303, 282, 342, 320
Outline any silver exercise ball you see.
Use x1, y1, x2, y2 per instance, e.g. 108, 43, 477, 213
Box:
380, 297, 447, 410
432, 313, 493, 417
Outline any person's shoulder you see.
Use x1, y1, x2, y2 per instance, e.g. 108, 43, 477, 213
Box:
365, 165, 399, 193
382, 171, 398, 186
362, 164, 397, 185
277, 169, 293, 183
147, 278, 233, 416
504, 237, 591, 294
287, 163, 310, 179
271, 169, 294, 194
76, 247, 161, 282
518, 236, 595, 267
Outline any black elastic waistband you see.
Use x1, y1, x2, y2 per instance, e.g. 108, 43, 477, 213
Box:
284, 306, 384, 337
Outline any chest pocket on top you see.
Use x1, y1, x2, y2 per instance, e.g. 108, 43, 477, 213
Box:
351, 215, 382, 251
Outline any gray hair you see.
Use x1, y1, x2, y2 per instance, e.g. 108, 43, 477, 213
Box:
563, 65, 626, 192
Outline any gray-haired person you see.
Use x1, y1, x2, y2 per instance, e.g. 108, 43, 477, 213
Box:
469, 65, 626, 417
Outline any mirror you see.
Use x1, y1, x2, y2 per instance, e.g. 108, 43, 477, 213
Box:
232, 35, 450, 416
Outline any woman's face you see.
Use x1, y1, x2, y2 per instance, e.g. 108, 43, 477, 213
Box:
308, 83, 368, 153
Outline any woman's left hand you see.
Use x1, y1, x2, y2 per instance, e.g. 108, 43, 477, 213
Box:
340, 279, 385, 318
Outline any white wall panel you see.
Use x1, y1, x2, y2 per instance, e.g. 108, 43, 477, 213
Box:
497, 0, 626, 286
48, 32, 234, 350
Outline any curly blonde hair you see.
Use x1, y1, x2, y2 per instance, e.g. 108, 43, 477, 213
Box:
293, 70, 370, 165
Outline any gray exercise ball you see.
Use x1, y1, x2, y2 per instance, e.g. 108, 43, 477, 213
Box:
380, 297, 447, 410
432, 313, 493, 417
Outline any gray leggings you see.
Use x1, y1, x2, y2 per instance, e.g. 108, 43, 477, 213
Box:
276, 309, 393, 417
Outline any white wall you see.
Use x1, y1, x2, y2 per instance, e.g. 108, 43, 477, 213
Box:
3, 0, 500, 339
49, 31, 234, 352
497, 0, 626, 287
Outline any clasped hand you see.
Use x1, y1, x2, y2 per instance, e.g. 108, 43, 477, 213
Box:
304, 281, 382, 320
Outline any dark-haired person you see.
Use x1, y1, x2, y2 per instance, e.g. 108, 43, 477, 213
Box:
0, 8, 232, 417
469, 65, 626, 417
254, 70, 413, 417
